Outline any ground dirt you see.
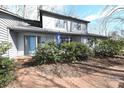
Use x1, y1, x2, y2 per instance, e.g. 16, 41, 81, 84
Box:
7, 57, 124, 88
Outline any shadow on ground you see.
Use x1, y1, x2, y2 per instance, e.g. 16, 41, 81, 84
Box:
9, 57, 124, 88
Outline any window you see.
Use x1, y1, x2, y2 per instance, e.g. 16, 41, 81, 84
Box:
55, 19, 66, 28
37, 36, 41, 45
82, 24, 87, 32
72, 22, 82, 31
76, 23, 81, 30
60, 36, 72, 43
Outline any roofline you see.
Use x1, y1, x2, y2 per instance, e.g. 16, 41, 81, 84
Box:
0, 8, 39, 22
40, 9, 90, 23
0, 7, 89, 24
0, 8, 25, 20
85, 33, 109, 38
8, 26, 85, 36
8, 26, 108, 38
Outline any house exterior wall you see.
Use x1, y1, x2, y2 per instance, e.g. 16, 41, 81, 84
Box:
8, 30, 85, 58
0, 11, 29, 57
15, 32, 56, 57
8, 31, 18, 57
42, 15, 87, 33
0, 9, 90, 58
23, 32, 56, 44
81, 36, 89, 44
71, 36, 81, 42
17, 32, 25, 56
42, 16, 66, 31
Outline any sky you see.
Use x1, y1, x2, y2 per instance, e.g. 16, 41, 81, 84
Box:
65, 5, 105, 20
4, 5, 121, 35
42, 5, 106, 21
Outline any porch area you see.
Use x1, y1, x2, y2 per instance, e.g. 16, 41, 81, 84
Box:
9, 29, 83, 58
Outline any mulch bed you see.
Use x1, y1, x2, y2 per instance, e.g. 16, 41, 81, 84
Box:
35, 63, 91, 77
20, 57, 124, 78
6, 57, 124, 88
16, 57, 122, 79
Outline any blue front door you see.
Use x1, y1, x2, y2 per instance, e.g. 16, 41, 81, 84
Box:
25, 36, 37, 55
28, 36, 36, 55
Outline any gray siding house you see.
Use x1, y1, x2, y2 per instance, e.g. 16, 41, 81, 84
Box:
0, 8, 107, 58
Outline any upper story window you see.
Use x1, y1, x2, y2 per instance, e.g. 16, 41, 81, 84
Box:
72, 22, 82, 31
55, 19, 66, 28
82, 24, 87, 32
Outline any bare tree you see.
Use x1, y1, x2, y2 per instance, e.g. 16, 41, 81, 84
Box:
100, 5, 124, 37
0, 5, 8, 10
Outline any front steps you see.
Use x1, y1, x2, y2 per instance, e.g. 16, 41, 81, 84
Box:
15, 56, 33, 64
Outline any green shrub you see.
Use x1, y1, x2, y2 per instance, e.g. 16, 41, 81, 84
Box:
94, 39, 124, 57
0, 57, 15, 87
87, 38, 99, 47
61, 42, 92, 62
34, 42, 92, 64
116, 40, 124, 55
34, 42, 64, 64
0, 41, 12, 56
60, 42, 76, 62
0, 41, 14, 87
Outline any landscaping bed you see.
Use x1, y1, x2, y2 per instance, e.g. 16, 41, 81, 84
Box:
7, 57, 124, 88
34, 57, 124, 77
5, 39, 124, 87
